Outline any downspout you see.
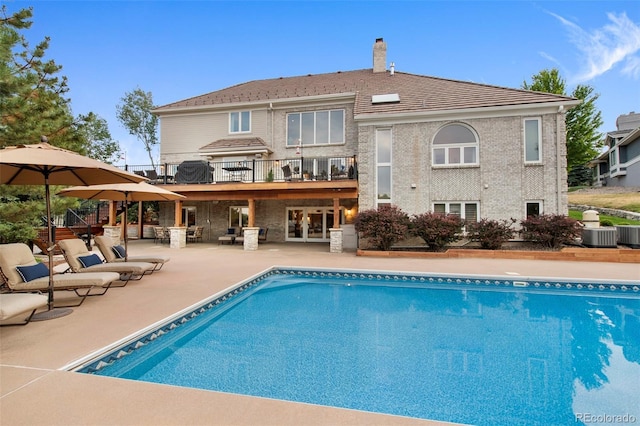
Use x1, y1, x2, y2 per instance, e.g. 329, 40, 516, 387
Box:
556, 106, 564, 213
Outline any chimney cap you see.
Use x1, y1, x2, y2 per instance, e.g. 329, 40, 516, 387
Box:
375, 37, 384, 43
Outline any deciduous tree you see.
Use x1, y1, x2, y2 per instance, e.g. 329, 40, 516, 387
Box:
116, 87, 158, 168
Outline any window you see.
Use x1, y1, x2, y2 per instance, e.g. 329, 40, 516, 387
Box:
524, 118, 541, 163
287, 109, 344, 146
526, 201, 542, 218
230, 111, 251, 133
433, 202, 478, 224
376, 128, 392, 205
432, 124, 478, 166
229, 206, 249, 228
181, 207, 196, 227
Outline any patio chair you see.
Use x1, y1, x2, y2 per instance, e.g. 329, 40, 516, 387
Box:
58, 239, 155, 286
153, 226, 169, 244
258, 227, 269, 243
218, 227, 237, 245
0, 293, 48, 326
94, 236, 170, 272
187, 226, 203, 243
0, 243, 120, 307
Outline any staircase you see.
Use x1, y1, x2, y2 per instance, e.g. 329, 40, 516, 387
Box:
32, 201, 111, 254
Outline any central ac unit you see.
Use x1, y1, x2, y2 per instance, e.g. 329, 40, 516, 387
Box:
582, 228, 618, 248
616, 226, 640, 248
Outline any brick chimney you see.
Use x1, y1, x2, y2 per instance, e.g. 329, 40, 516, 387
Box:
373, 38, 387, 73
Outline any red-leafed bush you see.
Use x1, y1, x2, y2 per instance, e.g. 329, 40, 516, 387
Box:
520, 214, 582, 249
354, 205, 410, 251
467, 218, 517, 250
411, 212, 464, 251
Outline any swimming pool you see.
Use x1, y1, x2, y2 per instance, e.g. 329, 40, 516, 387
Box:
71, 268, 640, 426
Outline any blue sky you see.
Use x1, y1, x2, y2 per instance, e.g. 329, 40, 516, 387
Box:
10, 1, 640, 166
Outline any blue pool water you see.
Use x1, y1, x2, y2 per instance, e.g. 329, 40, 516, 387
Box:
79, 269, 640, 426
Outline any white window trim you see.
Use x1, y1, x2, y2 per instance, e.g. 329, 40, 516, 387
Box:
376, 128, 392, 206
229, 111, 251, 134
432, 202, 479, 221
525, 201, 543, 218
524, 117, 542, 164
286, 109, 345, 146
432, 123, 479, 167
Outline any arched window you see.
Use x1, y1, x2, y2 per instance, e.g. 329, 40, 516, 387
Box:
432, 124, 478, 166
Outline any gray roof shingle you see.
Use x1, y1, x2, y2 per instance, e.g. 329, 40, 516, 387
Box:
154, 69, 576, 115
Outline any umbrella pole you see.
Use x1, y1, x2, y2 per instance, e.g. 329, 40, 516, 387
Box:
45, 179, 54, 310
32, 175, 72, 321
124, 195, 129, 261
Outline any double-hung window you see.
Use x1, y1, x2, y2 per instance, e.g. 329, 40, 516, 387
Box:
287, 109, 344, 146
432, 124, 478, 166
230, 111, 251, 133
524, 118, 541, 163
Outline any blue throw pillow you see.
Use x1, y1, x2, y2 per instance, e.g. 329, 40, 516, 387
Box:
16, 263, 49, 282
111, 245, 126, 259
78, 253, 102, 268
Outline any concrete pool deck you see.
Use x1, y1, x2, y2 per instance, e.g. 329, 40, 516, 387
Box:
1, 240, 638, 425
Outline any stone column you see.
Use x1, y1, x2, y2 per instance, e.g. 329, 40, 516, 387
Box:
102, 225, 122, 246
168, 226, 187, 249
243, 227, 259, 251
329, 228, 343, 253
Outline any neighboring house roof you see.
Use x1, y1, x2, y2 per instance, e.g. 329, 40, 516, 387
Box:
198, 137, 272, 157
154, 69, 577, 116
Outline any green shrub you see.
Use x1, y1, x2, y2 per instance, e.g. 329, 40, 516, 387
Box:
520, 214, 582, 249
467, 218, 516, 250
600, 219, 614, 227
354, 205, 410, 251
411, 212, 464, 251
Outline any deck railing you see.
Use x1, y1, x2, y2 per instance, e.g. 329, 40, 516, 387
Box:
123, 156, 357, 185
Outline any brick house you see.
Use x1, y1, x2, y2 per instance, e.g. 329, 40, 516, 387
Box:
150, 38, 579, 249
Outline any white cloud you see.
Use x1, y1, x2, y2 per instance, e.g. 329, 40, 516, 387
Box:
548, 11, 640, 83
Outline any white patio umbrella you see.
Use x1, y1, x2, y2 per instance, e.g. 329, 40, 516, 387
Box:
57, 182, 185, 260
0, 139, 147, 318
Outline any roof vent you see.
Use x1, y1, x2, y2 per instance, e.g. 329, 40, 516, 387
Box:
372, 93, 400, 104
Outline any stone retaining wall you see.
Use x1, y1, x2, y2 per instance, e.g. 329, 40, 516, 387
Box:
569, 205, 640, 221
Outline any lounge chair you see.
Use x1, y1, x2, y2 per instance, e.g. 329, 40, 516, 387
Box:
0, 243, 120, 307
0, 293, 48, 326
94, 235, 170, 272
58, 239, 155, 286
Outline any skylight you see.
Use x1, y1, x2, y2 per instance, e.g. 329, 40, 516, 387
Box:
372, 93, 400, 104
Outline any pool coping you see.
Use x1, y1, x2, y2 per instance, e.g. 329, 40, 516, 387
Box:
64, 266, 640, 375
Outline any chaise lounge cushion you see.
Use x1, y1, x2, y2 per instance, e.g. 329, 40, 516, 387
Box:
94, 236, 170, 267
0, 243, 120, 292
58, 239, 155, 276
16, 263, 49, 282
0, 293, 48, 321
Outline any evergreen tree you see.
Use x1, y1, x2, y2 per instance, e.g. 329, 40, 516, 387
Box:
0, 6, 118, 243
522, 68, 603, 172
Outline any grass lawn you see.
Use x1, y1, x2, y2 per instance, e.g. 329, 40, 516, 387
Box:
568, 210, 640, 226
568, 191, 640, 213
